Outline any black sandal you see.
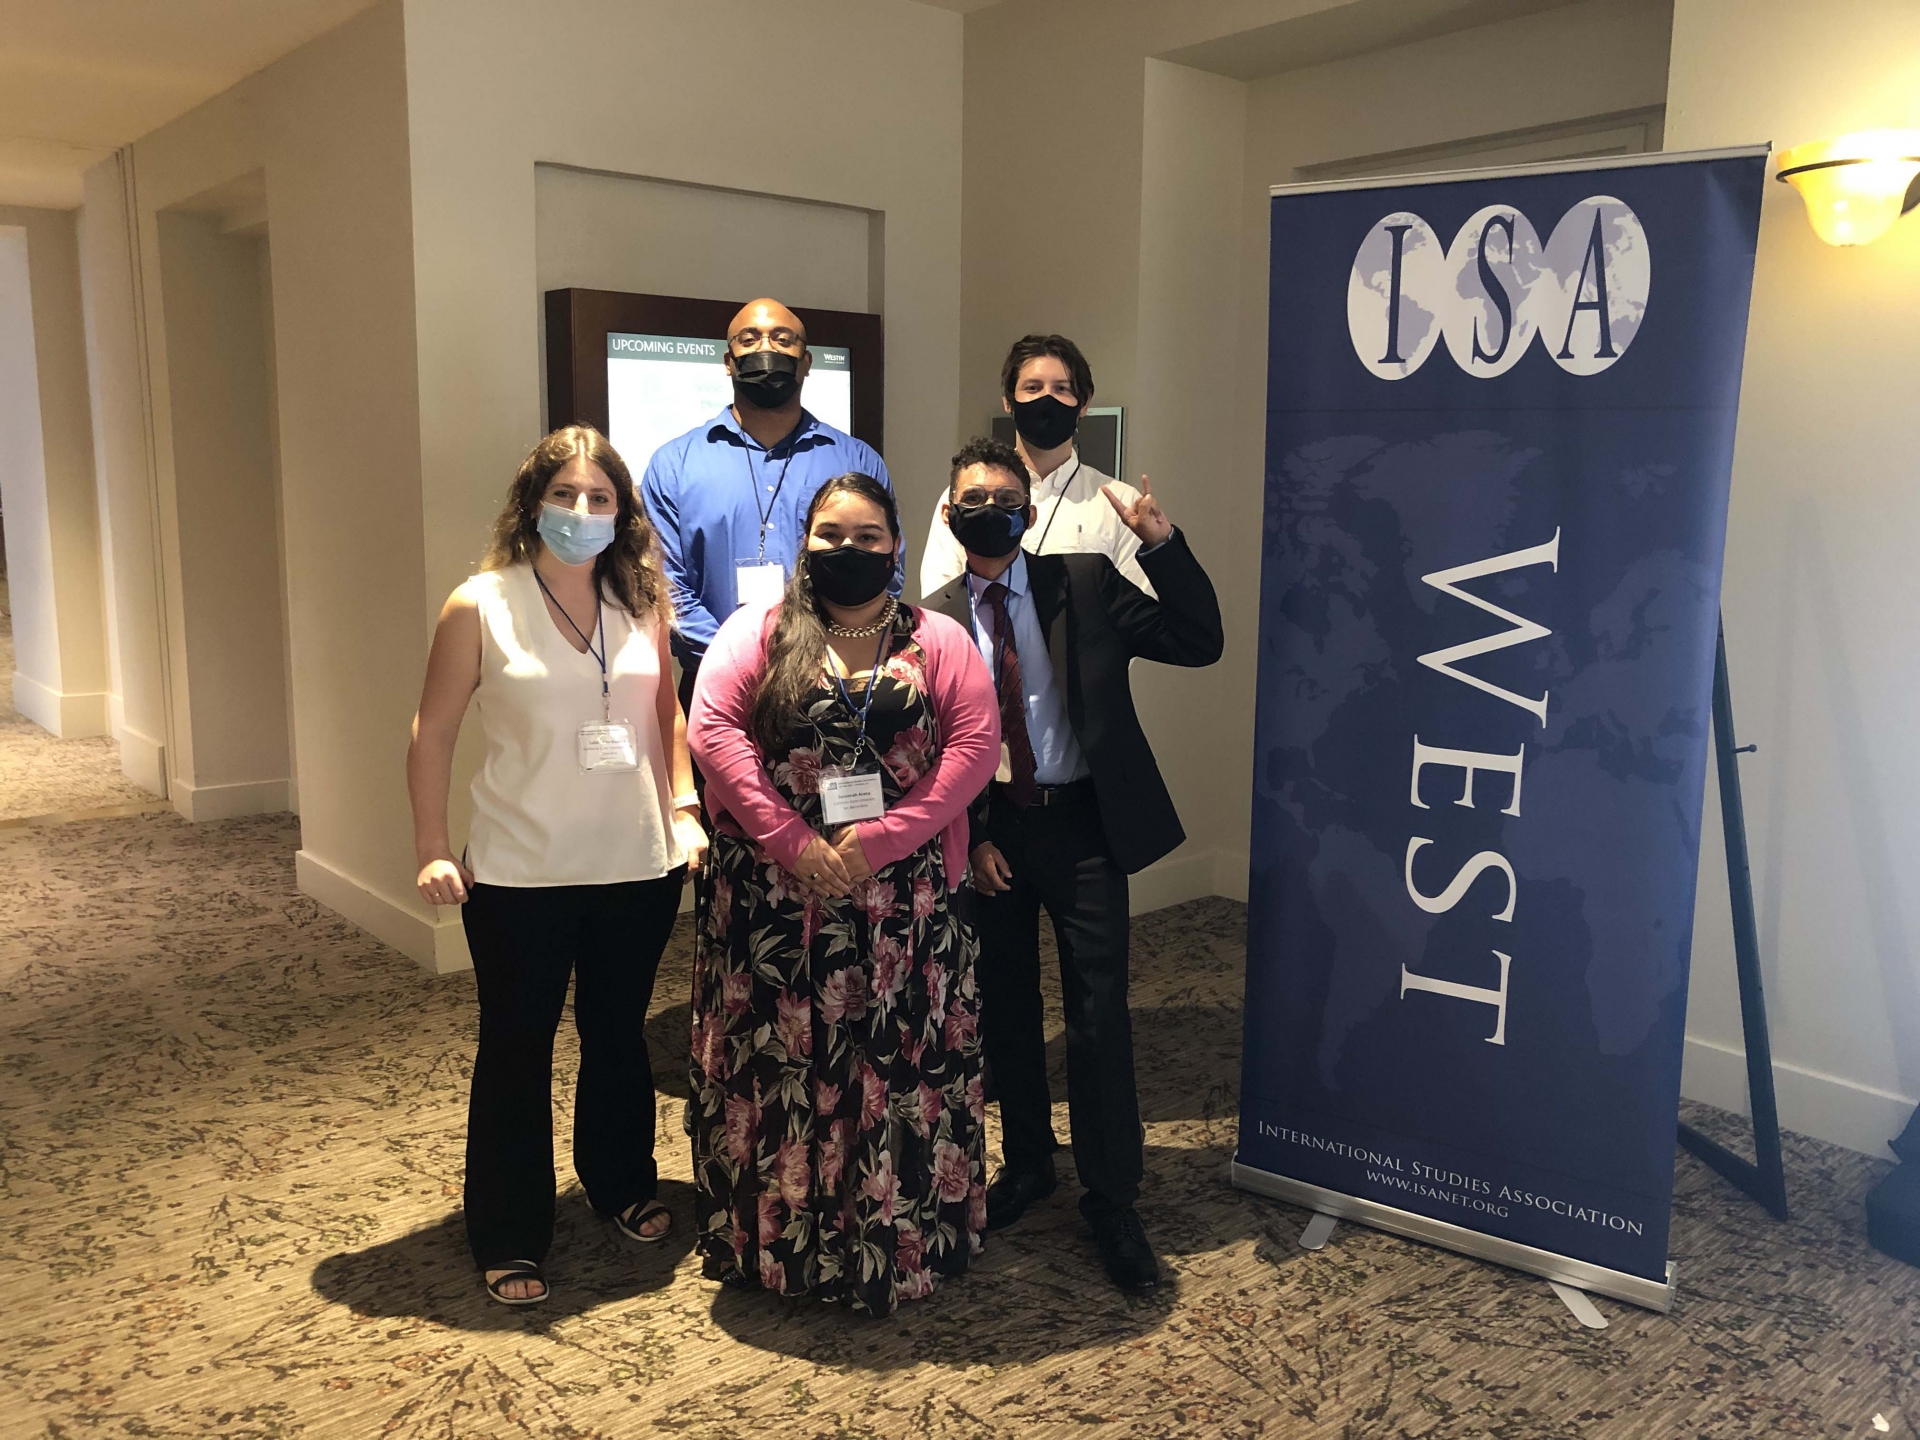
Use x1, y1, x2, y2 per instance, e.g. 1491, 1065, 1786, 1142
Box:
614, 1198, 672, 1244
483, 1259, 549, 1306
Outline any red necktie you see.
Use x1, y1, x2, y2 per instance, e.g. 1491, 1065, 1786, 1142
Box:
981, 580, 1038, 808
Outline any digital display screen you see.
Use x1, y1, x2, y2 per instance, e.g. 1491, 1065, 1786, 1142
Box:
605, 333, 853, 477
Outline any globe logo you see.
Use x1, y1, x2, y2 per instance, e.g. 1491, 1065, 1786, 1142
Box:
1348, 197, 1650, 379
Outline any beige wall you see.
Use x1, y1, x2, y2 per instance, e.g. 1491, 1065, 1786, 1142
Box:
0, 204, 112, 737
1663, 0, 1920, 1158
154, 210, 289, 810
76, 5, 421, 881
533, 163, 876, 431
77, 158, 170, 793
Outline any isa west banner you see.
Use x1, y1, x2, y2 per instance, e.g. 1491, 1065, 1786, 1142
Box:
1234, 150, 1767, 1298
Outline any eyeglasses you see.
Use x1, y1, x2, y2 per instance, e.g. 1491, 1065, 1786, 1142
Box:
955, 490, 1027, 510
730, 327, 804, 352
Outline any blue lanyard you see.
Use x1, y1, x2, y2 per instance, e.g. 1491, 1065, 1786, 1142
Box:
534, 569, 609, 719
830, 621, 893, 762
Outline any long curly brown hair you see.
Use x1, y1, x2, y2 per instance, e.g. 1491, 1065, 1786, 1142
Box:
481, 425, 666, 617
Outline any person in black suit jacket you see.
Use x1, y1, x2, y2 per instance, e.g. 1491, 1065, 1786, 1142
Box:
927, 436, 1223, 1292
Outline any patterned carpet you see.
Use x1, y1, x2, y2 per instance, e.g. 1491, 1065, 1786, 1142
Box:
0, 577, 161, 820
0, 808, 1915, 1439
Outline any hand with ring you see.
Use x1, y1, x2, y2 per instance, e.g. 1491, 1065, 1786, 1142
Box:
417, 854, 475, 907
794, 836, 853, 899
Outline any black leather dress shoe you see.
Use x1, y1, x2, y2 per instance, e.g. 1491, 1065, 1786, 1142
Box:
984, 1163, 1057, 1231
1089, 1207, 1160, 1293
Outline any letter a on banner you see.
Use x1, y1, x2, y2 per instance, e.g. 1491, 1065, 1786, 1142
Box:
1237, 147, 1768, 1312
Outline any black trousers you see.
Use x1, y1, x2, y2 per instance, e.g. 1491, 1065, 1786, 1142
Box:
975, 781, 1141, 1219
462, 871, 684, 1268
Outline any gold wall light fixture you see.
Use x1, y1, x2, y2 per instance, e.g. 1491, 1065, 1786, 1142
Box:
1774, 130, 1920, 246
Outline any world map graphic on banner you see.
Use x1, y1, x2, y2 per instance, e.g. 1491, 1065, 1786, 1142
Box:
1256, 432, 1712, 1075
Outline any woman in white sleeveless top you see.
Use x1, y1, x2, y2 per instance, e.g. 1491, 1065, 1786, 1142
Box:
407, 425, 706, 1307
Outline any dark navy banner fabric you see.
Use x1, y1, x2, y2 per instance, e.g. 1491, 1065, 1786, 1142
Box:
1238, 154, 1766, 1283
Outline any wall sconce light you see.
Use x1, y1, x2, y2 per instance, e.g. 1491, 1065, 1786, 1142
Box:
1774, 130, 1920, 246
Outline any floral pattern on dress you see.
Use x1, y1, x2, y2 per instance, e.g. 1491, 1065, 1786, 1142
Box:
690, 615, 985, 1316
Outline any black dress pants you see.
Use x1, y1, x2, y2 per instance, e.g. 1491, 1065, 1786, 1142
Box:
975, 781, 1142, 1219
462, 872, 684, 1268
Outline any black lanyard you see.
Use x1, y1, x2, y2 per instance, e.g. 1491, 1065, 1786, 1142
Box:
534, 569, 609, 719
1032, 453, 1080, 554
829, 622, 893, 762
746, 442, 799, 561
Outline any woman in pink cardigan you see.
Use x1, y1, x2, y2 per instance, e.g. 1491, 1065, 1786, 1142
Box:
686, 472, 1000, 1316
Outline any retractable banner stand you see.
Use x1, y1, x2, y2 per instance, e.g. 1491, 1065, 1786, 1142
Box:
1233, 148, 1768, 1310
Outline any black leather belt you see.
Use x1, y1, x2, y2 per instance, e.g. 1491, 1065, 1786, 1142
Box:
996, 776, 1095, 808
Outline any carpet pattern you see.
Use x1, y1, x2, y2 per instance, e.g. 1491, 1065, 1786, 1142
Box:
1, 809, 1915, 1439
0, 578, 159, 820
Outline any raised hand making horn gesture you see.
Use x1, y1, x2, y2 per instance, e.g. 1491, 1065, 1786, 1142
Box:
1101, 474, 1174, 547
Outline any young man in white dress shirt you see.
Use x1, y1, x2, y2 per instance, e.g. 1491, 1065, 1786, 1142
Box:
919, 334, 1156, 599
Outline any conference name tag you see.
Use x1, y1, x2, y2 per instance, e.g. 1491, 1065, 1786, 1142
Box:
819, 768, 885, 826
577, 721, 639, 773
735, 560, 786, 608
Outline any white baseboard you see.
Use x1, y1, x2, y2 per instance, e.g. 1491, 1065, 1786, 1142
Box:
296, 848, 473, 975
112, 721, 167, 797
10, 671, 110, 737
1681, 1033, 1916, 1161
170, 776, 290, 822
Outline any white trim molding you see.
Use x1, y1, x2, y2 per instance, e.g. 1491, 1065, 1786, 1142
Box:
169, 776, 289, 823
296, 848, 472, 975
1682, 1034, 1916, 1162
11, 671, 110, 737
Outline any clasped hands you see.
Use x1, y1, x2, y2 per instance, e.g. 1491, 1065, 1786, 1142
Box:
791, 826, 872, 899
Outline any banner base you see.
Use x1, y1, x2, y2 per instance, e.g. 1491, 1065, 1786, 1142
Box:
1231, 1161, 1677, 1313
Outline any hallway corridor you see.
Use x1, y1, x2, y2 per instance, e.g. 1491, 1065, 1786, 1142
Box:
0, 575, 161, 822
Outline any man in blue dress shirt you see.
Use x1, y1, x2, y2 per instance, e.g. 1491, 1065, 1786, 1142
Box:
641, 296, 896, 707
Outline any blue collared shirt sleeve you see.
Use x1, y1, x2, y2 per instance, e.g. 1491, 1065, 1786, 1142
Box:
846, 442, 904, 596
641, 438, 717, 654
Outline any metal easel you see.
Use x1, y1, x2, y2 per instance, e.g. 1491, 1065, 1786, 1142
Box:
1674, 616, 1790, 1222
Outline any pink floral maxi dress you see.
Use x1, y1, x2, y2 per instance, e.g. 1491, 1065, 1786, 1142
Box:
688, 613, 986, 1315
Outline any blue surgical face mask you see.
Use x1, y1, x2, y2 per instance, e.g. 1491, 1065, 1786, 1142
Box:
537, 503, 616, 566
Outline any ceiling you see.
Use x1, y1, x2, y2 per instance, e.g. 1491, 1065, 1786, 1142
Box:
0, 0, 379, 209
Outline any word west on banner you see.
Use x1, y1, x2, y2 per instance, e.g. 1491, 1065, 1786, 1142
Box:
1234, 149, 1767, 1309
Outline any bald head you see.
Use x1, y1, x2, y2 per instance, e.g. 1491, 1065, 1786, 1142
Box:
727, 298, 807, 353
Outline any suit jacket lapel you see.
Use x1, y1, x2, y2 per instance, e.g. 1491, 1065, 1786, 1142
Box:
932, 578, 972, 633
1029, 555, 1071, 707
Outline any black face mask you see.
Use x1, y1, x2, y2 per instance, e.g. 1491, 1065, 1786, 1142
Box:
947, 502, 1029, 559
731, 349, 802, 410
807, 543, 893, 607
1011, 393, 1080, 450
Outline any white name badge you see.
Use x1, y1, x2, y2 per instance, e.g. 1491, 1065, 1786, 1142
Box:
735, 560, 786, 608
577, 721, 639, 773
819, 768, 886, 826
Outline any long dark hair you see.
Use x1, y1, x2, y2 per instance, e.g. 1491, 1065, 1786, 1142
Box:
481, 424, 667, 617
749, 472, 902, 754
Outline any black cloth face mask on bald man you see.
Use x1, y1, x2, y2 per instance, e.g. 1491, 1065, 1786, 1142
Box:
733, 350, 802, 410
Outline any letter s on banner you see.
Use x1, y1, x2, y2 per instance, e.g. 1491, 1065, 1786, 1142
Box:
1349, 197, 1650, 379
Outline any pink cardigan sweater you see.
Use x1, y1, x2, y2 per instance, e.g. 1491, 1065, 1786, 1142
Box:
687, 602, 1001, 885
